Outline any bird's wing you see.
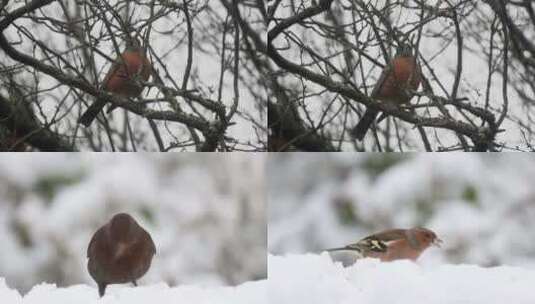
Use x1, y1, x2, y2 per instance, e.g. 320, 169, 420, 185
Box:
364, 229, 408, 242
100, 62, 118, 89
409, 58, 422, 90
370, 61, 394, 98
352, 237, 388, 253
87, 227, 102, 258
140, 228, 156, 255
326, 229, 410, 254
149, 234, 156, 255
100, 54, 130, 89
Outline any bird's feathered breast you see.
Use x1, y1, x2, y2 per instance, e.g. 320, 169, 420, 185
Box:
102, 49, 151, 93
371, 56, 421, 103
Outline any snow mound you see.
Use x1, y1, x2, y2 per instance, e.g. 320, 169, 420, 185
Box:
269, 254, 535, 304
0, 278, 266, 304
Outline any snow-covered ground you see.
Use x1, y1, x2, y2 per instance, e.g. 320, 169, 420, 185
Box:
268, 154, 535, 268
267, 154, 535, 302
269, 254, 535, 304
0, 278, 266, 304
0, 154, 266, 294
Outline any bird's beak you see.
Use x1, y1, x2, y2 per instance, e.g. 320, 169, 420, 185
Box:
432, 237, 443, 248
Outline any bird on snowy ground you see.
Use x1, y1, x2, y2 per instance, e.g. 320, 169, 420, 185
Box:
325, 228, 442, 262
87, 213, 156, 297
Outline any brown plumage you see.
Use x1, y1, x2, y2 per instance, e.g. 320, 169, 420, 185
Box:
351, 44, 422, 141
326, 227, 442, 262
87, 213, 156, 297
78, 38, 151, 127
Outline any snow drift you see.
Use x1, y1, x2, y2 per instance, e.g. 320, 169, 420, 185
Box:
269, 253, 535, 304
0, 279, 266, 304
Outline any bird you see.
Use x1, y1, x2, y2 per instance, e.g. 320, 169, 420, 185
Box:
325, 228, 442, 262
78, 37, 151, 127
87, 213, 156, 297
351, 43, 422, 141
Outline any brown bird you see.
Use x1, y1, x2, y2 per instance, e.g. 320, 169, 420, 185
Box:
78, 37, 151, 127
351, 43, 422, 141
87, 213, 156, 297
326, 227, 442, 262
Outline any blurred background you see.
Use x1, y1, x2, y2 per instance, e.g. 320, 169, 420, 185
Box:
0, 154, 266, 294
268, 154, 535, 267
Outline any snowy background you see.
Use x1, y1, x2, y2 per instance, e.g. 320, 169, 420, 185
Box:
0, 154, 266, 296
268, 154, 535, 267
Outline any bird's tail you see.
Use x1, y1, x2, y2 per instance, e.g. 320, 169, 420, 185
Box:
325, 247, 358, 252
325, 245, 365, 254
98, 283, 106, 297
325, 246, 365, 259
351, 109, 379, 141
78, 99, 107, 127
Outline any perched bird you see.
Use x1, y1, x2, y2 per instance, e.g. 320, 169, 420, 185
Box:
78, 36, 151, 127
87, 213, 156, 297
326, 228, 442, 262
351, 43, 422, 141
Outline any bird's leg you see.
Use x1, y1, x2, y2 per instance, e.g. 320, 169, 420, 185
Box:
132, 280, 138, 287
98, 283, 107, 297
